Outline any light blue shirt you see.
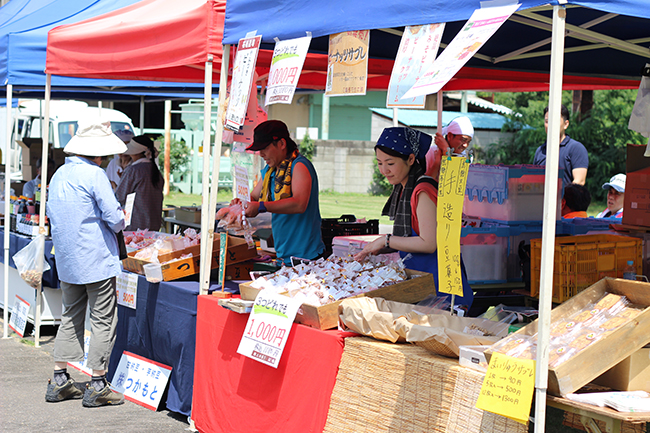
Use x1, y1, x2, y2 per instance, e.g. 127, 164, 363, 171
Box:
47, 156, 125, 284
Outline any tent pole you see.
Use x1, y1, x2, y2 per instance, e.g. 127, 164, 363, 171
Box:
163, 100, 172, 196
321, 95, 329, 139
201, 45, 230, 296
198, 55, 214, 296
139, 96, 145, 135
3, 84, 12, 339
392, 107, 398, 127
534, 5, 566, 433
436, 92, 443, 134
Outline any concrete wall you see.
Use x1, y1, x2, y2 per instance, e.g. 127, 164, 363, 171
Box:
312, 140, 376, 194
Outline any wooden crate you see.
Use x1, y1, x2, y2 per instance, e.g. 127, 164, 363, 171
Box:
239, 269, 435, 330
486, 278, 650, 396
122, 235, 257, 281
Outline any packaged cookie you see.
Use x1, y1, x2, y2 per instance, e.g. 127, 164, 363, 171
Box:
570, 306, 607, 327
593, 292, 629, 316
490, 335, 534, 357
548, 345, 577, 368
550, 320, 581, 339
564, 328, 602, 352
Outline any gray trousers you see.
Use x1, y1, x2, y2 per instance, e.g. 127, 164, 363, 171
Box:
53, 277, 118, 371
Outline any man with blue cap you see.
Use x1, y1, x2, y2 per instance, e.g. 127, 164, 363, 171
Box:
355, 127, 474, 308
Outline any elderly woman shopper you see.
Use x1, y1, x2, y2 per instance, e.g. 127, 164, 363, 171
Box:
115, 135, 164, 231
355, 127, 474, 308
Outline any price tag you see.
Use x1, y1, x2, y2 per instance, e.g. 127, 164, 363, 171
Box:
111, 351, 172, 411
476, 352, 536, 424
116, 272, 138, 309
233, 165, 250, 202
237, 290, 301, 368
8, 295, 30, 337
437, 156, 469, 297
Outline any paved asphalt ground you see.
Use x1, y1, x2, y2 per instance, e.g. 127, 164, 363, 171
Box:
0, 310, 192, 433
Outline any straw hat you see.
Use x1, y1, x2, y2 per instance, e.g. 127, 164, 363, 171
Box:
64, 120, 127, 157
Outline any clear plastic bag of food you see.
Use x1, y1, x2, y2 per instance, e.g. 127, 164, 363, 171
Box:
12, 234, 52, 288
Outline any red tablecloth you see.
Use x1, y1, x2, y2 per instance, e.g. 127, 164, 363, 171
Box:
193, 295, 357, 433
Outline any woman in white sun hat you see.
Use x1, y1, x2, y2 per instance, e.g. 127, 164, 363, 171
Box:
425, 116, 474, 179
46, 119, 127, 407
596, 173, 626, 218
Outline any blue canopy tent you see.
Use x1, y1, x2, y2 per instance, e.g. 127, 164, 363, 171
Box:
221, 1, 650, 431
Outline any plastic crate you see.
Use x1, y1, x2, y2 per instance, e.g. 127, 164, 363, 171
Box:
530, 234, 642, 303
321, 215, 379, 255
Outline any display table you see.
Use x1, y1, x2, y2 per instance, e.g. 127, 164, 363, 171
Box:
107, 276, 239, 416
548, 395, 650, 433
192, 295, 358, 433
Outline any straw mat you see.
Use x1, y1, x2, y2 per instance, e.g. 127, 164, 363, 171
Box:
563, 411, 645, 432
324, 337, 527, 433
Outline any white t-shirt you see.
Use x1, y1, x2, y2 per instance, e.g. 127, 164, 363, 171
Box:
105, 155, 122, 187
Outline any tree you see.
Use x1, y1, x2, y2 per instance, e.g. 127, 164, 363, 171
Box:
156, 136, 191, 185
299, 133, 314, 160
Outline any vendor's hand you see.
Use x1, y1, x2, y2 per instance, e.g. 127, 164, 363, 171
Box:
353, 236, 386, 262
244, 201, 260, 218
434, 132, 450, 155
230, 198, 242, 207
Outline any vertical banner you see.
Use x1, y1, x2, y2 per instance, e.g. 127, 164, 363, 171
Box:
387, 24, 445, 108
437, 156, 469, 297
226, 34, 262, 131
325, 30, 369, 96
265, 35, 312, 106
403, 3, 520, 99
476, 352, 536, 424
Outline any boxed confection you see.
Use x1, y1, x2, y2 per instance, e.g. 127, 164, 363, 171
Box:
239, 257, 435, 330
485, 277, 650, 396
122, 233, 257, 282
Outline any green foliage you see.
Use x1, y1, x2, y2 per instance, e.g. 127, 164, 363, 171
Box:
156, 136, 191, 176
299, 133, 314, 160
368, 159, 392, 196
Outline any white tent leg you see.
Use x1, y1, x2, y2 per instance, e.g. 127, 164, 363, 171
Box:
534, 5, 566, 433
139, 96, 145, 135
392, 107, 398, 127
436, 92, 443, 134
3, 83, 12, 339
198, 56, 214, 296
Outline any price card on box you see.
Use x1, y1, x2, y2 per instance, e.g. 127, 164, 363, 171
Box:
476, 352, 535, 424
116, 272, 138, 309
237, 290, 301, 368
233, 164, 250, 202
8, 295, 30, 337
111, 351, 172, 411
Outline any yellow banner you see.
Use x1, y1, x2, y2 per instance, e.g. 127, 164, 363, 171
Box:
476, 352, 536, 424
436, 156, 469, 297
325, 30, 369, 96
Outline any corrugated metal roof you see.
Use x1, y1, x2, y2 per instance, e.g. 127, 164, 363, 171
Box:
445, 91, 514, 115
369, 108, 508, 130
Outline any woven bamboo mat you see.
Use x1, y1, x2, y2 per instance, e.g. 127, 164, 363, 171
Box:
563, 411, 646, 432
324, 337, 527, 433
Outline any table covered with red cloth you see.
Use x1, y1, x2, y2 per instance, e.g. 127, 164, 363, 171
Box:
193, 295, 357, 433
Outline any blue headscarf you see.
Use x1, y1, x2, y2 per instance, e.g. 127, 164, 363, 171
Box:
376, 127, 432, 159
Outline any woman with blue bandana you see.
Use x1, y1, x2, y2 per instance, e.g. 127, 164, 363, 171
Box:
354, 127, 474, 308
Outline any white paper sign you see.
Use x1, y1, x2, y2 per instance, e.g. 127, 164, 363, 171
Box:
226, 35, 263, 131
237, 290, 301, 368
111, 351, 172, 411
8, 295, 30, 337
387, 24, 445, 108
403, 3, 520, 98
265, 35, 312, 106
124, 192, 136, 227
116, 272, 138, 309
233, 165, 251, 202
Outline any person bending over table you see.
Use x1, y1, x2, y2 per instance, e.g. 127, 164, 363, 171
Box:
235, 120, 325, 266
354, 127, 474, 308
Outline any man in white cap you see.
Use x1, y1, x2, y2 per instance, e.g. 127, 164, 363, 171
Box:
105, 129, 135, 190
596, 173, 626, 218
425, 116, 474, 179
45, 119, 127, 408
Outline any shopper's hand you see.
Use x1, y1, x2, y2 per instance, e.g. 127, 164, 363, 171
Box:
353, 236, 385, 262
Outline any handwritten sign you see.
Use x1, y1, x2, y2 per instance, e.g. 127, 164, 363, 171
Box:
387, 24, 445, 108
325, 30, 369, 96
403, 3, 520, 98
226, 34, 262, 131
124, 192, 136, 227
111, 351, 172, 411
437, 156, 469, 297
234, 165, 251, 202
8, 295, 30, 337
237, 290, 301, 368
116, 272, 138, 309
476, 352, 536, 424
265, 35, 312, 105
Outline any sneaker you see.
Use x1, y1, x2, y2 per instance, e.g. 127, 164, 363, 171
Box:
45, 378, 85, 402
82, 383, 125, 408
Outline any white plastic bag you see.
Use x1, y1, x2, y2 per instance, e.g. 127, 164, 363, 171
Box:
12, 234, 51, 288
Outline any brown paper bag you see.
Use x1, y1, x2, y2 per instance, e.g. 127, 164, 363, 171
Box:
338, 297, 420, 342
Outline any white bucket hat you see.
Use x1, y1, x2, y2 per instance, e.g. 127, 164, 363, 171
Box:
64, 120, 127, 157
124, 138, 149, 155
602, 173, 626, 193
442, 116, 474, 138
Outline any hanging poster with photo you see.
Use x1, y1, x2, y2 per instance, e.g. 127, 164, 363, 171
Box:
265, 35, 312, 106
325, 30, 369, 97
403, 3, 520, 99
436, 156, 469, 297
387, 24, 445, 108
226, 34, 262, 131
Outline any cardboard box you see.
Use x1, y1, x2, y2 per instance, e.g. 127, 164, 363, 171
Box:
486, 278, 650, 396
239, 269, 435, 330
592, 346, 650, 392
122, 235, 257, 281
459, 345, 491, 373
174, 206, 201, 224
623, 144, 650, 227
